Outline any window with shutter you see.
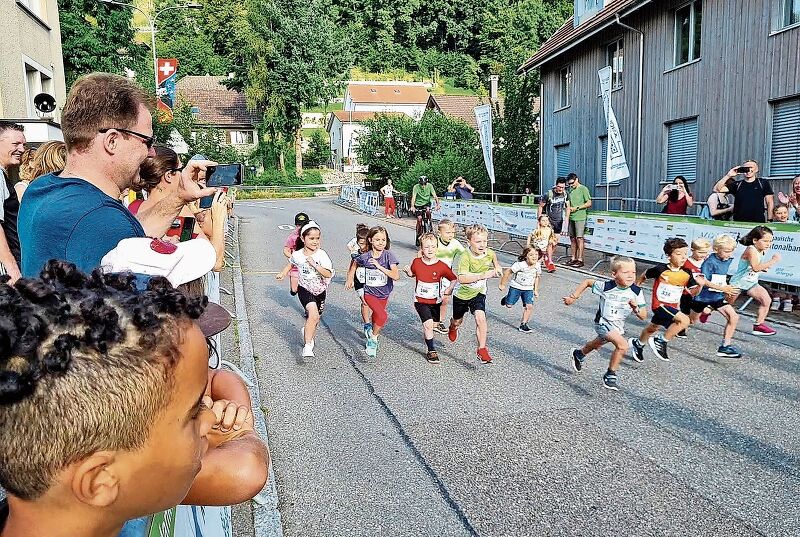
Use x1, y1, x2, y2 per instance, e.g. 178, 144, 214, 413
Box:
598, 136, 608, 184
555, 144, 571, 178
770, 97, 800, 177
666, 118, 698, 182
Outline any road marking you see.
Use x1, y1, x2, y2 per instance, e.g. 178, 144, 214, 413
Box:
278, 224, 293, 230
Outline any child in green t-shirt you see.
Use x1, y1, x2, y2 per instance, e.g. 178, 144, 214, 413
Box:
433, 219, 466, 333
447, 224, 503, 363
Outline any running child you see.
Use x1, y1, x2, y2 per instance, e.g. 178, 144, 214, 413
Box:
676, 237, 710, 338
433, 219, 466, 333
448, 224, 503, 364
403, 233, 457, 363
356, 226, 400, 357
498, 247, 542, 333
688, 234, 742, 357
729, 225, 781, 336
629, 238, 697, 362
563, 256, 647, 391
345, 223, 372, 336
282, 212, 310, 295
527, 215, 558, 272
276, 221, 334, 358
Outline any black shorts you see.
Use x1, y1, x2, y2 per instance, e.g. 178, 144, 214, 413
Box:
679, 293, 693, 314
298, 286, 326, 314
452, 294, 486, 320
414, 302, 442, 323
651, 305, 680, 328
354, 279, 364, 292
690, 298, 728, 313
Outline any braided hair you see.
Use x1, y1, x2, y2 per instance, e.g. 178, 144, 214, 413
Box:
0, 260, 206, 500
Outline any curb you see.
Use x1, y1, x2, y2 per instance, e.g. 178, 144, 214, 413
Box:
230, 215, 284, 537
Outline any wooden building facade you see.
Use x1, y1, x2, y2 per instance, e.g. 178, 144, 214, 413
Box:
519, 0, 800, 212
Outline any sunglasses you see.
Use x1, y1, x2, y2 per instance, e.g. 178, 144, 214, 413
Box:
99, 127, 156, 149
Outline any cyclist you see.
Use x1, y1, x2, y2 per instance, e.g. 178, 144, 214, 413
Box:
410, 175, 440, 246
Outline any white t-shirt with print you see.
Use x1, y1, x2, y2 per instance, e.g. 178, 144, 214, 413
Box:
291, 249, 334, 295
508, 260, 541, 291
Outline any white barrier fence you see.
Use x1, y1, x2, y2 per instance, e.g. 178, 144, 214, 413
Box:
434, 201, 800, 287
339, 185, 380, 215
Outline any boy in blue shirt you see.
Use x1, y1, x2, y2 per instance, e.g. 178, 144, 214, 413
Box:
689, 234, 742, 358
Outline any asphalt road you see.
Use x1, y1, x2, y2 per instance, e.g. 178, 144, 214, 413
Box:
235, 196, 799, 537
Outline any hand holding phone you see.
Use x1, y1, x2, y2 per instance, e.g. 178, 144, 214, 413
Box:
736, 166, 750, 174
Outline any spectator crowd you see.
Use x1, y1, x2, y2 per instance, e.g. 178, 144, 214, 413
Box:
0, 73, 269, 537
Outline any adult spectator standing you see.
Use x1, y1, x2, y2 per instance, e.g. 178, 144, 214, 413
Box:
18, 73, 215, 276
656, 175, 694, 215
380, 179, 397, 218
706, 180, 735, 221
777, 175, 800, 221
0, 122, 24, 283
538, 177, 569, 234
566, 173, 591, 267
15, 140, 67, 202
713, 161, 773, 223
450, 176, 475, 200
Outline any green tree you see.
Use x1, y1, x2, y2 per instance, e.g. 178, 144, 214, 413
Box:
304, 130, 332, 168
58, 0, 150, 87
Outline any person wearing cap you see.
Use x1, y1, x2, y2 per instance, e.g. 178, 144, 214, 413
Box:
17, 73, 217, 277
283, 212, 310, 295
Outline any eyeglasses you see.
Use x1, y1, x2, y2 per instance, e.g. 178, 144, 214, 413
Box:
98, 128, 156, 149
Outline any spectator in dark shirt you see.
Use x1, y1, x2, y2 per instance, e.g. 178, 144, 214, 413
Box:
0, 121, 24, 283
713, 160, 774, 223
18, 73, 216, 276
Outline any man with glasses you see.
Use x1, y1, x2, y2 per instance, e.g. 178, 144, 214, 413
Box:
0, 121, 24, 283
713, 160, 773, 223
18, 73, 217, 276
566, 173, 592, 267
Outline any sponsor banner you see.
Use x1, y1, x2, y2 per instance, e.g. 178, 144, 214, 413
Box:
474, 104, 496, 185
598, 66, 630, 183
434, 201, 800, 286
157, 58, 178, 122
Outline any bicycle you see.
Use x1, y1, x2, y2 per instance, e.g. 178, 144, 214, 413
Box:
413, 205, 434, 247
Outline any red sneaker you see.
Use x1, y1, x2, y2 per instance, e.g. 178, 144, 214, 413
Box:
699, 312, 710, 324
752, 323, 777, 336
477, 347, 493, 364
448, 324, 459, 342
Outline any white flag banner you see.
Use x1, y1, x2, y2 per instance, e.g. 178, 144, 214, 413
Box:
474, 104, 496, 184
598, 67, 630, 183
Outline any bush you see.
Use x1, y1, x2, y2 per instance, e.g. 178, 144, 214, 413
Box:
305, 130, 331, 168
397, 150, 488, 195
248, 169, 323, 186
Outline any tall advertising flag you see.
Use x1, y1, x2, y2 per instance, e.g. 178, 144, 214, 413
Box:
597, 66, 630, 183
474, 104, 496, 186
157, 58, 179, 122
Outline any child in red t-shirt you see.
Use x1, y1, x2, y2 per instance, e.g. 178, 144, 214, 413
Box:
404, 233, 457, 364
676, 237, 710, 338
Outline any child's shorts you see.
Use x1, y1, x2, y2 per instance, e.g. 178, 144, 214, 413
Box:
651, 305, 680, 328
594, 320, 624, 340
690, 298, 728, 313
298, 287, 326, 314
414, 302, 442, 323
452, 294, 486, 320
505, 287, 534, 306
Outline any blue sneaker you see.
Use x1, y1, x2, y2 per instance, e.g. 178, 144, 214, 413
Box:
602, 371, 619, 391
571, 349, 585, 372
363, 323, 373, 339
366, 336, 378, 357
716, 344, 742, 358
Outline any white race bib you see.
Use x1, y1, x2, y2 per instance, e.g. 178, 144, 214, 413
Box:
710, 274, 727, 286
465, 279, 487, 292
655, 283, 683, 304
514, 270, 535, 287
366, 268, 388, 287
415, 281, 440, 300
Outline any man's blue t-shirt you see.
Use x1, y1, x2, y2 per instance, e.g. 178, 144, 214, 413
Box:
696, 253, 734, 303
18, 173, 146, 277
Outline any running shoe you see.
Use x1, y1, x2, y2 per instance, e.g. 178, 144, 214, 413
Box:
448, 324, 459, 342
426, 350, 440, 364
500, 296, 507, 307
366, 336, 378, 357
476, 347, 493, 364
363, 323, 373, 339
571, 349, 585, 372
675, 329, 688, 339
648, 335, 670, 361
716, 345, 742, 358
434, 322, 448, 334
573, 260, 585, 268
301, 327, 314, 352
301, 344, 315, 358
699, 312, 710, 324
628, 338, 645, 363
518, 323, 532, 333
602, 371, 619, 391
752, 323, 777, 336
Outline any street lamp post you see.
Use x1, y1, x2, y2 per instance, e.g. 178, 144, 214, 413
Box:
99, 0, 201, 96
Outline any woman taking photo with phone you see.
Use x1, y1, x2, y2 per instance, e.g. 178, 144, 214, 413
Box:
656, 175, 694, 215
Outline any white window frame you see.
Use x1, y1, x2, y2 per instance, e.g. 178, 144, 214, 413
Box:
606, 39, 624, 90
674, 1, 702, 67
16, 0, 49, 26
785, 0, 800, 28
22, 56, 54, 118
557, 65, 572, 111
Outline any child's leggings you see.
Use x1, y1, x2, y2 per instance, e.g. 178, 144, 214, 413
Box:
364, 294, 389, 329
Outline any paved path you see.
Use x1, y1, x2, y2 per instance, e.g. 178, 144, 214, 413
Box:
236, 197, 799, 537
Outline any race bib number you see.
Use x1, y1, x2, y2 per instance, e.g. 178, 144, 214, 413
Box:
366, 268, 388, 287
710, 274, 727, 286
415, 281, 440, 300
515, 270, 535, 287
465, 279, 487, 292
355, 267, 366, 283
656, 283, 683, 304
